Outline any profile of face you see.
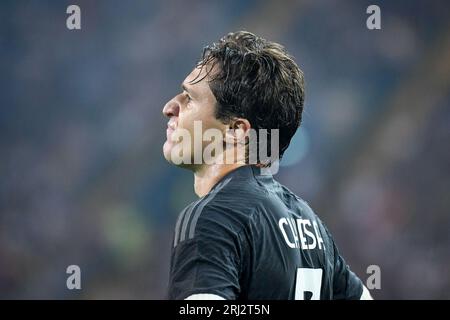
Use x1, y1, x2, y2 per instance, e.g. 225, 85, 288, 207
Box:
162, 65, 228, 168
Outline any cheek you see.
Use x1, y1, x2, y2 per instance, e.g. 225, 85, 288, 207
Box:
178, 102, 223, 138
177, 114, 193, 134
178, 107, 204, 131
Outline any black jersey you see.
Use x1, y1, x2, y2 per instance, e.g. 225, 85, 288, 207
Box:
168, 165, 364, 300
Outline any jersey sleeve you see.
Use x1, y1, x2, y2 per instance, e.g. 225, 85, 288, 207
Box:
168, 205, 244, 300
331, 240, 364, 300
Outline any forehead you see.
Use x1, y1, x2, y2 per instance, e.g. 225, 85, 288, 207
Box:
182, 63, 217, 92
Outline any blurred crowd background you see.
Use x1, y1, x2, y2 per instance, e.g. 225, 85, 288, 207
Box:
1, 0, 449, 299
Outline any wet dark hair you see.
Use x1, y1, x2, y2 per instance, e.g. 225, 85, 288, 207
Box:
192, 31, 305, 161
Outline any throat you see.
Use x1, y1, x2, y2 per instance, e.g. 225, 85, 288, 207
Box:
193, 164, 244, 197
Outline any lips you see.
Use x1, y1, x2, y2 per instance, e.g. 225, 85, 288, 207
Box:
166, 127, 173, 139
166, 120, 177, 140
166, 124, 176, 140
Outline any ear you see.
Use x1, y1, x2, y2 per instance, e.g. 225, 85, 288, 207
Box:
224, 118, 251, 144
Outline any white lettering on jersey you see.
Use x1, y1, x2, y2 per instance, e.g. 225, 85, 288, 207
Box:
278, 217, 325, 250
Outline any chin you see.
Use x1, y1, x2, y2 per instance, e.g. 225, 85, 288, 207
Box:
163, 142, 174, 163
163, 143, 199, 171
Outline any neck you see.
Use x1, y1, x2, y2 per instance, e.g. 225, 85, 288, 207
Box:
193, 163, 245, 197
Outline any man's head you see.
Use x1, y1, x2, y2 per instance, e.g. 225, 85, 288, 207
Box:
163, 31, 305, 169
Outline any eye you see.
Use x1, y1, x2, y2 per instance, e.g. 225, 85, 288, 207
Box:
184, 92, 192, 102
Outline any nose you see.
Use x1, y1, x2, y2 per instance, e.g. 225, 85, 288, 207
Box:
163, 98, 180, 118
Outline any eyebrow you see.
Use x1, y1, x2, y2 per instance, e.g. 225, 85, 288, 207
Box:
181, 83, 193, 95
